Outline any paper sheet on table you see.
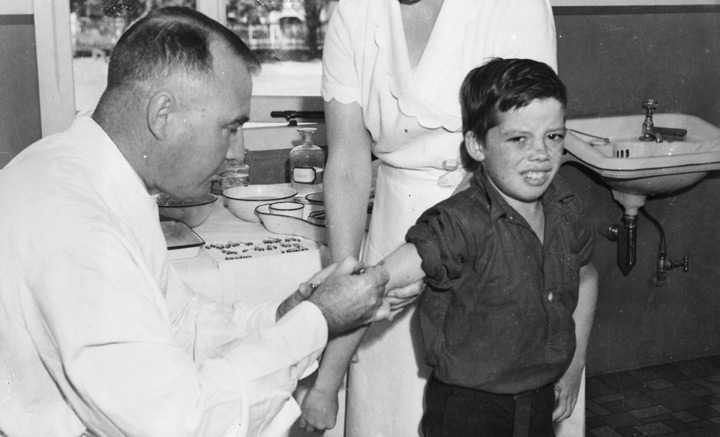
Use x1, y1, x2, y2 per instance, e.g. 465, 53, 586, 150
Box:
202, 236, 329, 305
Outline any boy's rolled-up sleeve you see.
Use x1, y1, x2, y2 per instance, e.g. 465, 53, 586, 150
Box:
406, 205, 470, 292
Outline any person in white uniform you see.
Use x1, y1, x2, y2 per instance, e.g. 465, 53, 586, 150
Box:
0, 7, 389, 437
298, 0, 585, 436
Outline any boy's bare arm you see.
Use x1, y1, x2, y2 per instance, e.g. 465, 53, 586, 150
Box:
553, 262, 599, 422
298, 243, 426, 433
379, 243, 426, 291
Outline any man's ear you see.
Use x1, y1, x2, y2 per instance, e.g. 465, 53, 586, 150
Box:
147, 91, 173, 141
464, 131, 485, 162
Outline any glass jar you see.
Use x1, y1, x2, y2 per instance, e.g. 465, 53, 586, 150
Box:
220, 158, 250, 192
289, 128, 324, 196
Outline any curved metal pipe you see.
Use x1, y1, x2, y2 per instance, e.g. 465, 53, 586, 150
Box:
600, 214, 638, 277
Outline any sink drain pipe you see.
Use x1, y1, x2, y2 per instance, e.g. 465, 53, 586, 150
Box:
600, 214, 637, 276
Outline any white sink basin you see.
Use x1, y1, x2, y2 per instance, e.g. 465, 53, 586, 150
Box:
564, 114, 720, 196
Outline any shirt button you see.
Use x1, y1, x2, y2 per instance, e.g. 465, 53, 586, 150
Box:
547, 292, 554, 302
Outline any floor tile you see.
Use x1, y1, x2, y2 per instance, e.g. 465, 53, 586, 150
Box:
671, 411, 700, 423
644, 378, 676, 390
598, 372, 643, 391
622, 395, 662, 410
629, 404, 673, 420
686, 406, 720, 420
691, 378, 720, 394
675, 380, 704, 391
700, 394, 720, 404
603, 399, 636, 414
662, 416, 691, 432
616, 427, 646, 436
646, 387, 708, 411
588, 399, 612, 416
633, 421, 677, 435
587, 415, 608, 430
589, 425, 625, 436
595, 393, 626, 404
600, 412, 642, 429
631, 368, 662, 382
589, 377, 619, 397
587, 355, 720, 436
687, 424, 720, 436
652, 364, 690, 382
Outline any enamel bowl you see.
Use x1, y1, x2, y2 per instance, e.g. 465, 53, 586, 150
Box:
255, 202, 327, 244
157, 192, 217, 228
223, 185, 298, 223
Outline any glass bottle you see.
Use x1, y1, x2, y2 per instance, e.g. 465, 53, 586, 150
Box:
220, 158, 250, 192
289, 127, 324, 196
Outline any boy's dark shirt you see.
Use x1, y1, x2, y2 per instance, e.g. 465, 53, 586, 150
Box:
406, 169, 595, 395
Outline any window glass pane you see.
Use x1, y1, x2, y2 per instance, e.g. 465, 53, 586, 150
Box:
225, 0, 332, 97
71, 1, 197, 111
70, 0, 330, 112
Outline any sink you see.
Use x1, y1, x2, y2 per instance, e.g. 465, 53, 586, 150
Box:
564, 113, 720, 277
564, 114, 720, 197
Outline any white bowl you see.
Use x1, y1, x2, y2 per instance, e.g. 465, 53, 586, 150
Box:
157, 192, 217, 228
223, 185, 298, 222
269, 201, 305, 218
255, 203, 328, 244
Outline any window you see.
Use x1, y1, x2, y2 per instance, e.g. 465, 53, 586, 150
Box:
35, 0, 328, 136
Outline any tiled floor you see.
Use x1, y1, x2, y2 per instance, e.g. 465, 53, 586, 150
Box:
586, 355, 720, 436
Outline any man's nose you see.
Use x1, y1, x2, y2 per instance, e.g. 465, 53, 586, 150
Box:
226, 132, 246, 162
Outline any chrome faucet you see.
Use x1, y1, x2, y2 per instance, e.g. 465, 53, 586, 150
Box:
638, 99, 688, 143
639, 99, 663, 142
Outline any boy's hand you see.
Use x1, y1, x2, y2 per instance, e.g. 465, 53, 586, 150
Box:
298, 384, 339, 434
553, 362, 584, 422
385, 279, 425, 312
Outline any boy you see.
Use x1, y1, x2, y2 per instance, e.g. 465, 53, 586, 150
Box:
378, 58, 598, 436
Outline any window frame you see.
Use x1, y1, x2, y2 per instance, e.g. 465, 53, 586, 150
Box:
32, 0, 229, 137
34, 0, 717, 136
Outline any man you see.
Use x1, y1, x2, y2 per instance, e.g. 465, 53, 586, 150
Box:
0, 7, 388, 437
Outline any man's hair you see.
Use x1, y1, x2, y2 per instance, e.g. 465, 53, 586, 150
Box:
460, 58, 567, 141
103, 6, 259, 94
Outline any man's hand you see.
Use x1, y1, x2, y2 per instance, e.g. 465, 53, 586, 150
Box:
308, 257, 389, 335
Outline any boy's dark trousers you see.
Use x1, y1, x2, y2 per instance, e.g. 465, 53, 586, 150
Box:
421, 374, 556, 437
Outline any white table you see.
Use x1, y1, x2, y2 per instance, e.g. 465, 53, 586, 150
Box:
170, 197, 329, 304
169, 197, 348, 437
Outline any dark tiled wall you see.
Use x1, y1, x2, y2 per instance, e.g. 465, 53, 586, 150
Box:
555, 6, 720, 124
553, 6, 720, 375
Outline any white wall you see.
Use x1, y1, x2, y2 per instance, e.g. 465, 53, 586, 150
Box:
0, 1, 32, 14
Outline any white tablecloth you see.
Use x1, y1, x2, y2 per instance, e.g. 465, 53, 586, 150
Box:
169, 196, 345, 437
170, 197, 329, 304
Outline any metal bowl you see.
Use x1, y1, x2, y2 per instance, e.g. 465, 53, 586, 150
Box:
157, 192, 217, 228
223, 185, 298, 223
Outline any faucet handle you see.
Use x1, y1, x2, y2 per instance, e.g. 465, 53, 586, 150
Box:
642, 99, 658, 115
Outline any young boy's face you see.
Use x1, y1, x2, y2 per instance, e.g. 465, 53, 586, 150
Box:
465, 98, 566, 212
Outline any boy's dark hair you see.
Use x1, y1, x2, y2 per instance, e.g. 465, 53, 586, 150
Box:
460, 58, 567, 141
